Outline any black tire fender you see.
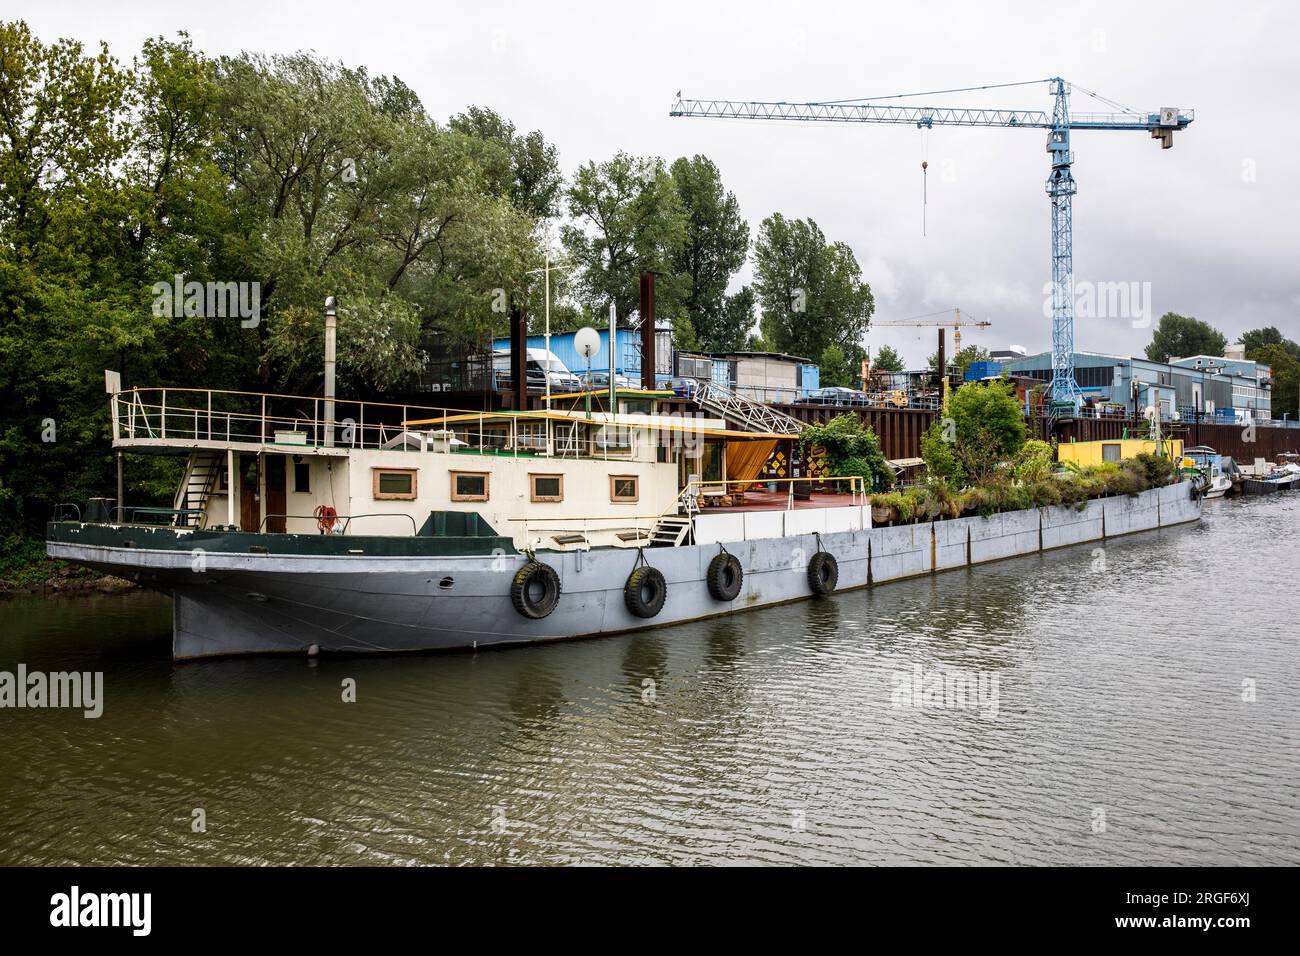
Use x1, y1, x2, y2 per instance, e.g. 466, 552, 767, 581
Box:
706, 552, 743, 602
624, 565, 667, 619
510, 560, 561, 619
807, 551, 838, 595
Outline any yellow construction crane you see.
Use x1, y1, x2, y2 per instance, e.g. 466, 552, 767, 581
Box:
866, 308, 992, 403
870, 308, 991, 352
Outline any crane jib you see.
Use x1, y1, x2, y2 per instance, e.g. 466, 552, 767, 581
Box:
669, 83, 1193, 413
669, 100, 1193, 132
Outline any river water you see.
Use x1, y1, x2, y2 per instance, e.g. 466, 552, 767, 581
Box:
2, 495, 1297, 866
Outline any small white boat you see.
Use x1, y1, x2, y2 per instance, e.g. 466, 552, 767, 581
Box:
1182, 446, 1234, 499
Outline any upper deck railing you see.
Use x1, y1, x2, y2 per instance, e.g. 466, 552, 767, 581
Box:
112, 387, 477, 451
108, 387, 746, 460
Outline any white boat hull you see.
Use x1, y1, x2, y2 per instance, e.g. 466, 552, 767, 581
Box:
48, 483, 1203, 660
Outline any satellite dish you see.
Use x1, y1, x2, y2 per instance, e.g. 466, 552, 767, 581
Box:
1144, 405, 1157, 421
574, 326, 600, 359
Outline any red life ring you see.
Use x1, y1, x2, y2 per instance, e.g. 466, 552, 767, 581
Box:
314, 505, 338, 535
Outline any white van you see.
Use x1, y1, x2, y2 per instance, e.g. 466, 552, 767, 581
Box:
492, 348, 582, 392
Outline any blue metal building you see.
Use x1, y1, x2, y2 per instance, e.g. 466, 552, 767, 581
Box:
1001, 350, 1273, 421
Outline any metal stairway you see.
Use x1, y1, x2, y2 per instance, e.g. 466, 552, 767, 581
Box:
173, 451, 222, 526
692, 381, 804, 435
648, 514, 693, 547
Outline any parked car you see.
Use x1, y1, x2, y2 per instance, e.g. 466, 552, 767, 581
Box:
807, 386, 867, 406
668, 376, 700, 399
580, 371, 634, 391
492, 348, 582, 393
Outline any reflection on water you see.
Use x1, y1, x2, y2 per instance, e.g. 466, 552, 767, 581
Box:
2, 495, 1298, 865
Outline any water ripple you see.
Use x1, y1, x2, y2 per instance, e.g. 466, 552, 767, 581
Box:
1, 495, 1297, 865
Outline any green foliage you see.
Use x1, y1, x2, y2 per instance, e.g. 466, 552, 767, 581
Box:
1240, 326, 1286, 355
668, 155, 751, 352
753, 213, 873, 366
801, 413, 894, 492
0, 21, 555, 543
1144, 312, 1227, 363
928, 344, 990, 377
870, 487, 928, 522
947, 380, 1027, 483
917, 478, 962, 519
1246, 338, 1300, 420
872, 344, 906, 373
449, 105, 563, 221
1127, 452, 1175, 488
869, 450, 1181, 522
562, 151, 687, 327
1012, 439, 1055, 483
818, 343, 853, 388
920, 422, 965, 486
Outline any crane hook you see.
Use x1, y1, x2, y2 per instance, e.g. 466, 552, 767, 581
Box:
921, 161, 929, 236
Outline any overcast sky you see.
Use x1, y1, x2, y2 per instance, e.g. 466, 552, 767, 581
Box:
14, 0, 1300, 366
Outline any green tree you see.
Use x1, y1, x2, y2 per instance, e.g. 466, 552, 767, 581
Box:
0, 21, 136, 532
927, 344, 991, 377
920, 422, 965, 486
449, 105, 563, 221
800, 413, 894, 492
1240, 328, 1300, 420
1251, 343, 1299, 420
562, 152, 687, 328
753, 213, 873, 365
1240, 326, 1287, 355
872, 344, 906, 372
0, 24, 551, 545
946, 380, 1027, 482
819, 343, 853, 388
216, 52, 538, 387
1144, 312, 1227, 363
668, 155, 750, 351
718, 286, 756, 350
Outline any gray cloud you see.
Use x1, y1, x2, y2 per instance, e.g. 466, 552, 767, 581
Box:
15, 0, 1299, 366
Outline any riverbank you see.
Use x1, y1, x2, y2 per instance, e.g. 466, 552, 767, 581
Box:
0, 532, 136, 597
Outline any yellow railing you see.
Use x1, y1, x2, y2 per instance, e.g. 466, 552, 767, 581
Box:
683, 474, 867, 509
504, 474, 867, 548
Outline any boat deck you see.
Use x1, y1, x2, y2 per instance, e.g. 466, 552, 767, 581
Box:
699, 490, 862, 513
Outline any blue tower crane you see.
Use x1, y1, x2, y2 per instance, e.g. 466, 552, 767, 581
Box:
670, 78, 1193, 413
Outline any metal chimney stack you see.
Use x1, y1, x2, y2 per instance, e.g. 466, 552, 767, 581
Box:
510, 303, 528, 411
324, 295, 337, 447
639, 272, 656, 391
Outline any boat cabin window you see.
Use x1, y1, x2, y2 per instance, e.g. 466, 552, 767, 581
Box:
450, 471, 489, 502
293, 461, 311, 493
610, 475, 639, 503
595, 425, 633, 456
529, 473, 563, 502
373, 468, 418, 500
516, 422, 547, 451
